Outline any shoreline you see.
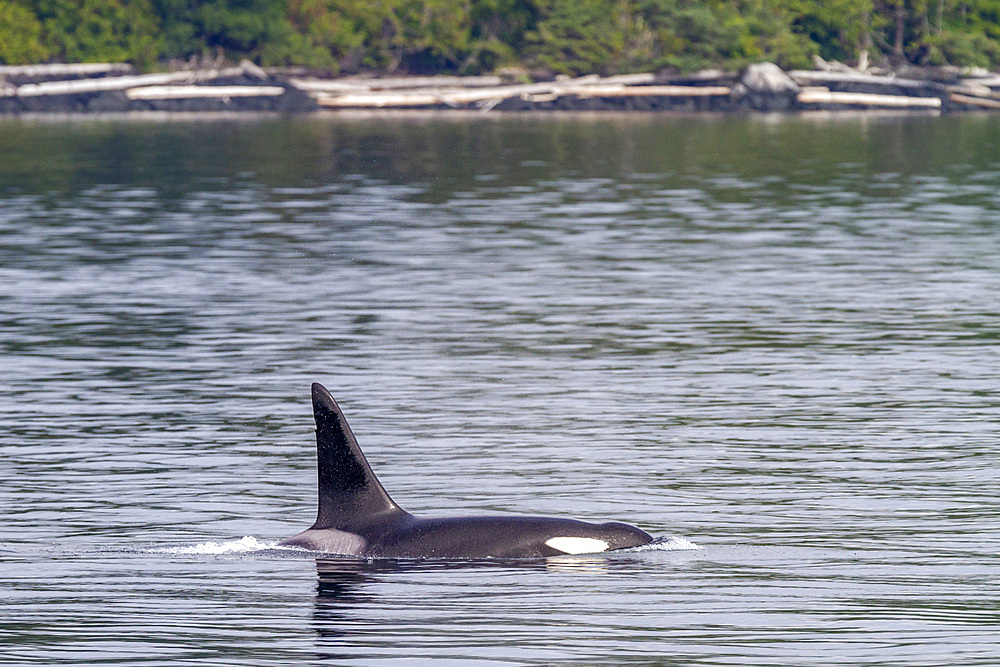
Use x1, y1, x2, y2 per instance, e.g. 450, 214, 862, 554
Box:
0, 108, 948, 125
2, 61, 1000, 116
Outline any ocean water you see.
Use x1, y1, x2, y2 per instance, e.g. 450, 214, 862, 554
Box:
3, 112, 1000, 664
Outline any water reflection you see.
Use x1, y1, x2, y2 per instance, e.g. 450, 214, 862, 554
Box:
5, 114, 1000, 664
311, 553, 641, 660
312, 558, 381, 660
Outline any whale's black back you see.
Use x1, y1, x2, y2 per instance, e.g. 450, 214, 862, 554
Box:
310, 383, 405, 530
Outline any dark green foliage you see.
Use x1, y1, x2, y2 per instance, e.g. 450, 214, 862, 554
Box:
153, 0, 335, 66
5, 0, 1000, 72
0, 1, 50, 64
522, 0, 817, 75
924, 0, 1000, 68
30, 0, 162, 66
468, 0, 536, 70
524, 0, 631, 75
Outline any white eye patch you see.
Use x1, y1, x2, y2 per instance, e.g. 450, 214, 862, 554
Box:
545, 537, 610, 555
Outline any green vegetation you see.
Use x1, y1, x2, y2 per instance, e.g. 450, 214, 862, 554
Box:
1, 0, 999, 73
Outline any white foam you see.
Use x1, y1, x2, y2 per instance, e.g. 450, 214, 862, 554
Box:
157, 536, 288, 555
150, 534, 699, 556
632, 535, 700, 551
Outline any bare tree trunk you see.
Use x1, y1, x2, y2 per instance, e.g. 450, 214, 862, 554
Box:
858, 10, 872, 70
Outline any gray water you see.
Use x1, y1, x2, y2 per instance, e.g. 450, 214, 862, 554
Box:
2, 112, 1000, 665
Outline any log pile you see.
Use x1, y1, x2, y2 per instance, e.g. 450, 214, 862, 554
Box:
787, 67, 1000, 111
0, 62, 135, 82
0, 60, 316, 113
302, 74, 732, 110
3, 60, 1000, 114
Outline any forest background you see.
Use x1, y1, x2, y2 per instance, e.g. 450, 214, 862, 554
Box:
1, 0, 999, 75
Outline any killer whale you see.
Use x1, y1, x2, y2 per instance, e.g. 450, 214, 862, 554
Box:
280, 383, 653, 558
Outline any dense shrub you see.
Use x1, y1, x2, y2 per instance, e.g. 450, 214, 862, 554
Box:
2, 0, 999, 73
0, 1, 50, 64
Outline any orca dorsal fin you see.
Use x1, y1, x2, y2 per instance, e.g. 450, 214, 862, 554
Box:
309, 383, 403, 529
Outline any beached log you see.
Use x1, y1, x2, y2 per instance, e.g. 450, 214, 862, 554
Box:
572, 85, 731, 98
16, 67, 257, 97
350, 75, 502, 89
237, 59, 268, 79
520, 93, 560, 103
126, 85, 286, 100
668, 69, 729, 82
317, 91, 453, 107
579, 73, 656, 85
949, 93, 1000, 109
292, 75, 503, 94
797, 90, 942, 107
351, 75, 503, 89
17, 72, 190, 96
947, 84, 1000, 98
960, 75, 1000, 88
0, 63, 135, 78
290, 79, 381, 94
317, 81, 562, 107
788, 70, 936, 89
949, 84, 993, 96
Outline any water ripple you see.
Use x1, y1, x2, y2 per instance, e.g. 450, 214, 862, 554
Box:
3, 114, 1000, 665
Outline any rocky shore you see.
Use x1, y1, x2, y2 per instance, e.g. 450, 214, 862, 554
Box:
3, 60, 1000, 115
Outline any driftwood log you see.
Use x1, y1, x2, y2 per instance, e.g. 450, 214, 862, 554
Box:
0, 63, 135, 78
15, 72, 196, 96
788, 70, 937, 89
949, 93, 1000, 109
126, 85, 286, 100
797, 89, 942, 107
291, 75, 503, 93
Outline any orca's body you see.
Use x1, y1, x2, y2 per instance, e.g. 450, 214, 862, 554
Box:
281, 383, 653, 558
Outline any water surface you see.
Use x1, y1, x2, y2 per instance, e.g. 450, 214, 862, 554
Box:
3, 112, 1000, 664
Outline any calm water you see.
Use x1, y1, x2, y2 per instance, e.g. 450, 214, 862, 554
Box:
3, 112, 1000, 665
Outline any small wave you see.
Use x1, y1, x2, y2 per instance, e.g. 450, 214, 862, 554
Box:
156, 536, 292, 555
150, 535, 697, 557
633, 535, 700, 551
